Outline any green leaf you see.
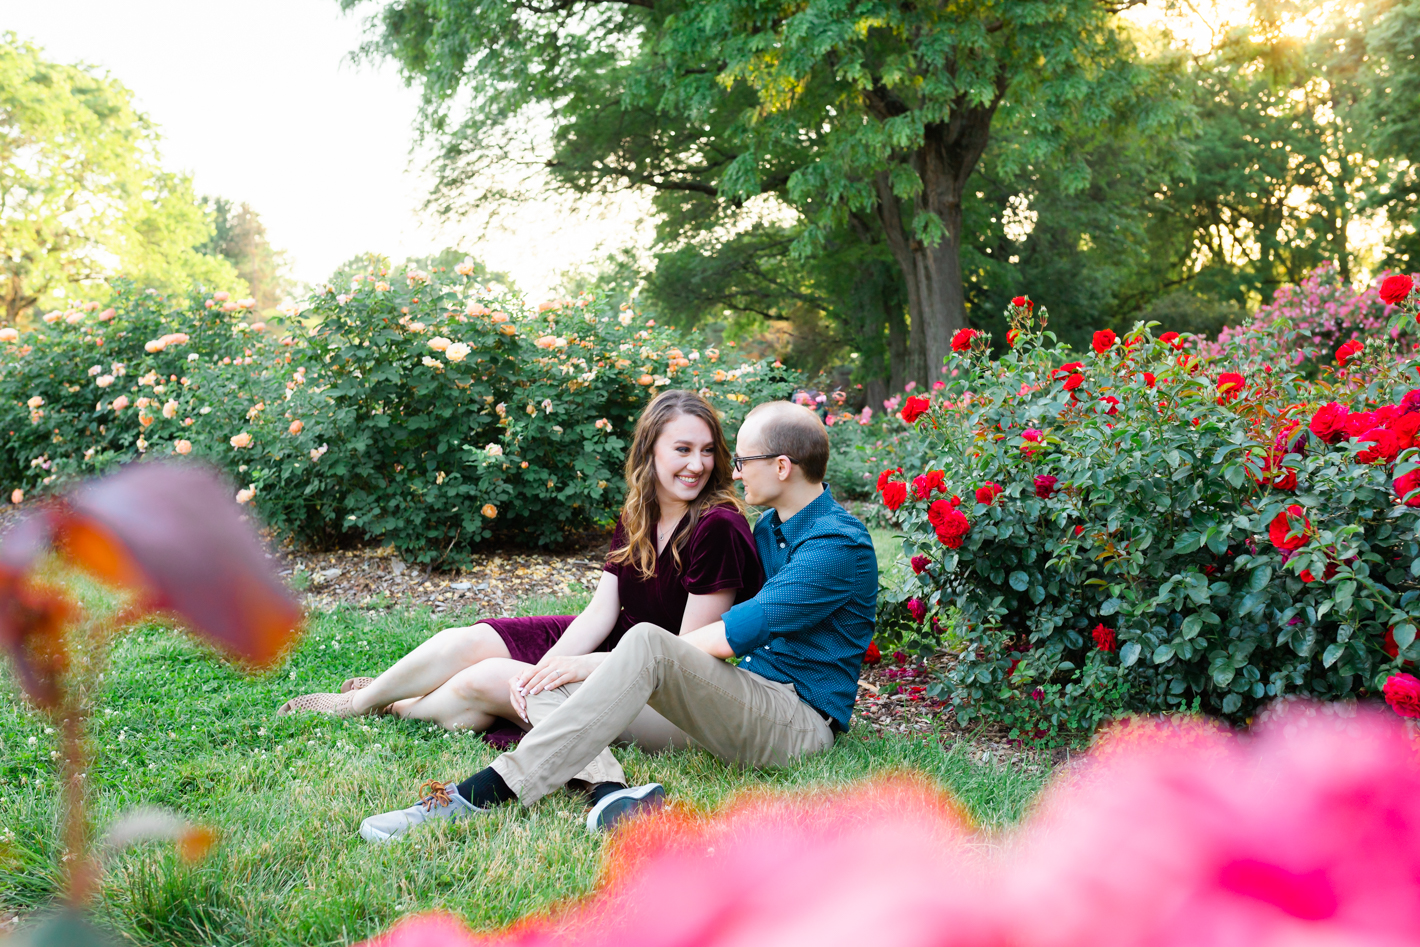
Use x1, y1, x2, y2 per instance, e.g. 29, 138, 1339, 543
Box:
1120, 641, 1141, 667
1395, 624, 1417, 650
1008, 570, 1030, 592
1322, 642, 1346, 668
1100, 597, 1122, 616
1152, 644, 1176, 664
1181, 614, 1204, 639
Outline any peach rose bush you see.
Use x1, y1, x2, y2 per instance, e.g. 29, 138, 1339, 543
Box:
0, 270, 799, 566
876, 285, 1420, 738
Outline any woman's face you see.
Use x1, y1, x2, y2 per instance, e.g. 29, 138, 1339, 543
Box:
652, 413, 717, 509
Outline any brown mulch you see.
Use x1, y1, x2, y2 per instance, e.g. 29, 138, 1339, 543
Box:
271, 536, 612, 619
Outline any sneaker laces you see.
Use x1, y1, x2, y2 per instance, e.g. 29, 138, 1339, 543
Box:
419, 780, 453, 810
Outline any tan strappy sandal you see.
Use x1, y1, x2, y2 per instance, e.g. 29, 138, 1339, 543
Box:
340, 677, 375, 693
276, 692, 360, 717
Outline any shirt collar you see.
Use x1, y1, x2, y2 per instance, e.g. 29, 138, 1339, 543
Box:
768, 483, 835, 543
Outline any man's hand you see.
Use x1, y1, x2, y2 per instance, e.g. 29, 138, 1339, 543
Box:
681, 621, 735, 659
508, 653, 608, 721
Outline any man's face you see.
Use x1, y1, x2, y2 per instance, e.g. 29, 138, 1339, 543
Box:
733, 420, 778, 507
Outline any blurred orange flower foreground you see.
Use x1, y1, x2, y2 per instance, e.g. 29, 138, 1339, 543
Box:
365, 704, 1420, 947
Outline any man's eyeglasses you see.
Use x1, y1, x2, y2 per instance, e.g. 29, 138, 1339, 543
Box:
732, 453, 797, 472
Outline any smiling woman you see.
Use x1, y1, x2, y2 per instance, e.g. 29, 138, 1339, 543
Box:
276, 389, 764, 751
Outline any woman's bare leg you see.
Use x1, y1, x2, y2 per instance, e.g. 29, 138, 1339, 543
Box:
346, 623, 512, 715
389, 658, 532, 731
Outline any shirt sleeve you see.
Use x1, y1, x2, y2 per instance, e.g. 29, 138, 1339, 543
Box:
683, 509, 758, 595
723, 532, 859, 656
602, 518, 626, 578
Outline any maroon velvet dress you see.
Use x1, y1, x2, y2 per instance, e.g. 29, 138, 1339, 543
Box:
478, 505, 762, 746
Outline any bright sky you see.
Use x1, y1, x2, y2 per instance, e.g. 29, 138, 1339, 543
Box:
0, 0, 649, 299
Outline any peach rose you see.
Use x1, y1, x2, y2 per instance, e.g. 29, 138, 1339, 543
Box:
230, 432, 252, 449
310, 444, 328, 462
98, 308, 115, 321
173, 439, 192, 455
0, 328, 18, 342
145, 339, 166, 353
481, 503, 497, 518
66, 312, 85, 325
236, 486, 256, 504
428, 336, 452, 352
10, 489, 22, 504
455, 259, 476, 276
213, 291, 230, 302
111, 395, 130, 411
163, 400, 178, 419
491, 312, 509, 323
445, 342, 471, 362
498, 324, 517, 336
26, 396, 43, 408
237, 297, 256, 310
638, 374, 654, 386
96, 374, 115, 388
289, 420, 303, 435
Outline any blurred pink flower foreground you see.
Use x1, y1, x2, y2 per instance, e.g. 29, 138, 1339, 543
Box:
361, 704, 1420, 947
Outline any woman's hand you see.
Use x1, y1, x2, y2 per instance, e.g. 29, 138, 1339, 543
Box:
507, 653, 607, 721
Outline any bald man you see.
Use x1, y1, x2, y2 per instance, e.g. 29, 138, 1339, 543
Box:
359, 401, 879, 840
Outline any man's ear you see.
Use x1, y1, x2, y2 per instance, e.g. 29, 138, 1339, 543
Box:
776, 456, 794, 481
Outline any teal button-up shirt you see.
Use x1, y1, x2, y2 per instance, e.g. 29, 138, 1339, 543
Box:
722, 485, 878, 731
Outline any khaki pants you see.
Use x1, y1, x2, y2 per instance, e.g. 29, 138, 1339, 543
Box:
490, 622, 836, 804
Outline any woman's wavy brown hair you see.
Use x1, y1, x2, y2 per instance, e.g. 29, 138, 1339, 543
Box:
607, 389, 745, 579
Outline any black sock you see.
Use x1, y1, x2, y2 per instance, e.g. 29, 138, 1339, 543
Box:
457, 768, 516, 808
587, 781, 628, 806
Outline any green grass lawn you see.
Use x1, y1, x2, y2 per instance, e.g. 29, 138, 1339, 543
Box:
0, 596, 1047, 947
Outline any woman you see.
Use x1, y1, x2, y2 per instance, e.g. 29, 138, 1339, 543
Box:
277, 389, 762, 746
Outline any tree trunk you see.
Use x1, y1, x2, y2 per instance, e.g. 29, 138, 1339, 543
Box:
868, 83, 1004, 386
886, 302, 908, 396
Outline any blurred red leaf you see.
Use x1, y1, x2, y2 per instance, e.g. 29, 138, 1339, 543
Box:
0, 463, 302, 670
0, 566, 74, 708
56, 462, 303, 667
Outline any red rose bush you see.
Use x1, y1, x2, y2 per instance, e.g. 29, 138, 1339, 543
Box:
877, 288, 1420, 735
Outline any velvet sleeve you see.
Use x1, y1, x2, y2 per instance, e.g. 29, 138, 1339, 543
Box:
602, 518, 626, 578
682, 508, 760, 595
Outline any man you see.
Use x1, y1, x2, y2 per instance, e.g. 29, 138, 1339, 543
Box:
359, 400, 878, 840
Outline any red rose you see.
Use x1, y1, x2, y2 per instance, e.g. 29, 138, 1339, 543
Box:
875, 468, 901, 493
1092, 329, 1116, 354
1389, 412, 1420, 451
1034, 474, 1058, 498
1143, 372, 1156, 388
881, 480, 907, 511
1336, 339, 1363, 365
950, 327, 978, 351
1402, 390, 1420, 414
1099, 395, 1120, 416
1159, 331, 1181, 348
1268, 504, 1312, 551
900, 395, 931, 424
924, 469, 946, 494
1091, 623, 1117, 652
1073, 524, 1085, 536
1011, 295, 1029, 307
906, 597, 927, 623
1395, 469, 1420, 507
1216, 372, 1246, 403
1380, 273, 1415, 307
1049, 361, 1084, 381
1385, 626, 1400, 658
1063, 373, 1084, 391
1308, 402, 1349, 444
863, 640, 881, 665
1247, 449, 1296, 491
935, 509, 971, 548
975, 481, 1004, 505
1382, 672, 1420, 718
910, 555, 931, 574
1007, 329, 1019, 347
1355, 428, 1402, 464
912, 474, 930, 500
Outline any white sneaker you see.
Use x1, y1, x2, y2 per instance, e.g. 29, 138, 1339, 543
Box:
586, 783, 666, 833
359, 782, 484, 842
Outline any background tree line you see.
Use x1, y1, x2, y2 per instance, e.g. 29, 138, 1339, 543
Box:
343, 0, 1420, 403
0, 35, 291, 323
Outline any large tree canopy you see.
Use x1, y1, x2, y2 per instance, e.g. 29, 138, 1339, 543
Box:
0, 35, 245, 324
346, 0, 1178, 384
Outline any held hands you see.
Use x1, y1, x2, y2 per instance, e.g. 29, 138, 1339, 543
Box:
507, 653, 606, 722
